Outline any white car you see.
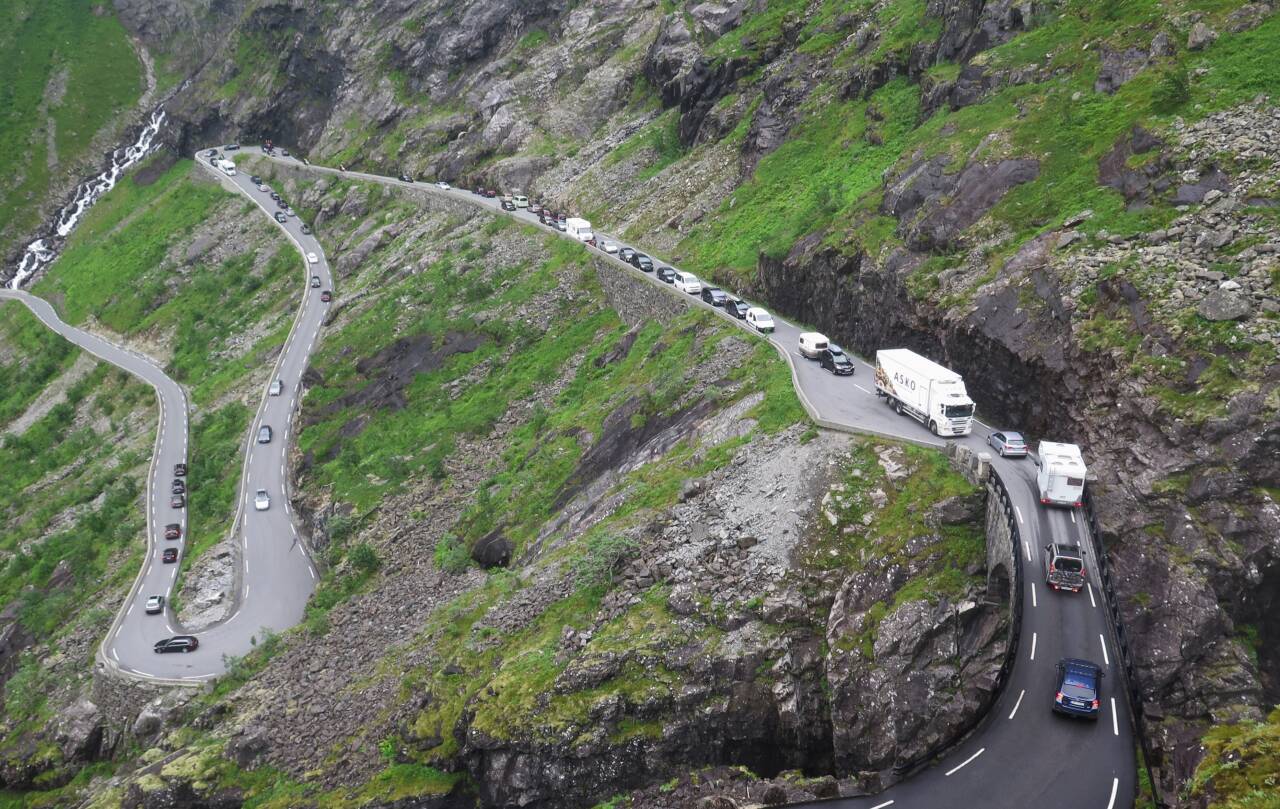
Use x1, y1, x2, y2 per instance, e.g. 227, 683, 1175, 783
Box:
746, 307, 776, 333
598, 240, 619, 254
672, 271, 702, 295
145, 595, 165, 615
513, 195, 529, 208
269, 379, 283, 396
307, 252, 319, 264
435, 181, 451, 190
257, 183, 269, 192
254, 489, 270, 511
798, 331, 830, 358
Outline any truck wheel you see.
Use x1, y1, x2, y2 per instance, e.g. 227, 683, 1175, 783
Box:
929, 420, 938, 435
893, 400, 903, 415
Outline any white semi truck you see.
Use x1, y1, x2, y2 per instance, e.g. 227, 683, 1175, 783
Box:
1034, 441, 1087, 507
874, 348, 975, 436
216, 159, 237, 177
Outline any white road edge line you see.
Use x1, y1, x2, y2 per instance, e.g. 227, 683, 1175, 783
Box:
1099, 634, 1110, 666
1030, 632, 1037, 661
1031, 582, 1038, 608
1106, 777, 1119, 809
1088, 582, 1097, 608
1008, 689, 1025, 720
1111, 698, 1119, 736
945, 748, 984, 776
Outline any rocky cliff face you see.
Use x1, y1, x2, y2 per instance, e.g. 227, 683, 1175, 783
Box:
754, 97, 1280, 800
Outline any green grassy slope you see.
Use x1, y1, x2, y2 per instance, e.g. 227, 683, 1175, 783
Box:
0, 0, 143, 243
671, 1, 1280, 283
0, 302, 155, 789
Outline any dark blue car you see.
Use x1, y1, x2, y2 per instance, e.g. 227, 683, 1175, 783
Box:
1053, 658, 1103, 719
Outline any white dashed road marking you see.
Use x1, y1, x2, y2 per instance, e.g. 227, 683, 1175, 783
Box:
870, 802, 895, 809
1015, 506, 1024, 525
1031, 582, 1038, 608
1023, 539, 1031, 561
1008, 689, 1025, 720
854, 384, 872, 394
1106, 778, 1119, 809
1111, 698, 1119, 736
1070, 509, 1076, 524
1030, 632, 1037, 661
1088, 583, 1097, 608
1099, 634, 1110, 666
945, 748, 984, 776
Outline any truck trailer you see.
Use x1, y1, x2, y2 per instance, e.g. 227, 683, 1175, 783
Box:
1035, 441, 1086, 507
874, 349, 975, 436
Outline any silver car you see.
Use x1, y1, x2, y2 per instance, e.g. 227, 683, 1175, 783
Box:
257, 425, 273, 444
254, 489, 270, 511
987, 430, 1028, 458
145, 595, 165, 614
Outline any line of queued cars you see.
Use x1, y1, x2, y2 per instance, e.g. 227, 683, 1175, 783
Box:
151, 460, 198, 654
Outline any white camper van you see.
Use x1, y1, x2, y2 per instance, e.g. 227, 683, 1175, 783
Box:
1035, 441, 1086, 507
874, 349, 975, 436
217, 159, 237, 177
565, 217, 593, 242
798, 333, 829, 359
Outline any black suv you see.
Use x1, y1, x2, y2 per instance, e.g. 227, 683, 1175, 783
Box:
1053, 658, 1102, 719
174, 463, 187, 477
630, 253, 654, 272
820, 345, 855, 376
656, 267, 677, 284
1044, 543, 1086, 592
154, 636, 199, 654
726, 297, 750, 319
172, 479, 185, 494
701, 287, 728, 306
399, 173, 413, 182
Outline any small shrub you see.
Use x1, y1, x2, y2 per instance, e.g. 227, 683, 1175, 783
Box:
349, 543, 381, 575
1151, 67, 1191, 114
434, 535, 471, 575
571, 533, 638, 590
327, 513, 356, 543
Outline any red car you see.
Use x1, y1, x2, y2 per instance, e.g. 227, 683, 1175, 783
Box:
164, 523, 181, 540
321, 290, 332, 302
162, 548, 178, 563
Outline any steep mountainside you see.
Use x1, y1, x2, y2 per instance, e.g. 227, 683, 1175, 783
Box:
0, 0, 147, 258
115, 1, 1280, 802
0, 0, 1276, 806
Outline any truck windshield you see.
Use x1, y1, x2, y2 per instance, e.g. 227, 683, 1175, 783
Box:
944, 403, 974, 418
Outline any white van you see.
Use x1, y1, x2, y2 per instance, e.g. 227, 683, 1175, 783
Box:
746, 308, 775, 333
798, 332, 829, 359
217, 159, 237, 177
513, 195, 529, 208
672, 271, 702, 294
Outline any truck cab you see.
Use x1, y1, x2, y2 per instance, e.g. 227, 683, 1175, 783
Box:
1044, 543, 1086, 592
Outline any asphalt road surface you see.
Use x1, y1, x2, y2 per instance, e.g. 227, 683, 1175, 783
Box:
256, 152, 1138, 809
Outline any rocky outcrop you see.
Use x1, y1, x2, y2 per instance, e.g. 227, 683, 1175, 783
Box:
756, 99, 1280, 804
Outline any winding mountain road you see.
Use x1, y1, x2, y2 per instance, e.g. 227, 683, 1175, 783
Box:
255, 151, 1137, 809
2, 154, 327, 682
3, 142, 1136, 806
